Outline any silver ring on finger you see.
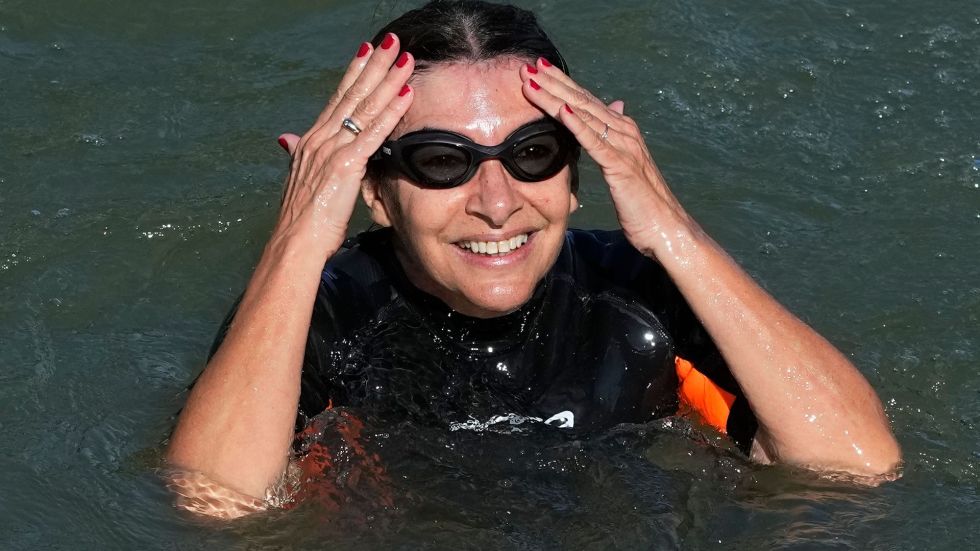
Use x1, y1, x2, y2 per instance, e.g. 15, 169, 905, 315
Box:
600, 123, 610, 141
341, 117, 362, 136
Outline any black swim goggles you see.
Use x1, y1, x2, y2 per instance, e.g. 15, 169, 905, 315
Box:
370, 118, 578, 189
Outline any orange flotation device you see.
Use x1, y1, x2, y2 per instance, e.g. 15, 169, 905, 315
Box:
675, 356, 736, 434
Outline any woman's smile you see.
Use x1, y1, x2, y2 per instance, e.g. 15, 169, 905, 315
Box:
454, 231, 530, 256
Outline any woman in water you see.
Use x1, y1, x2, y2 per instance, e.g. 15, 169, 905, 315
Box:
166, 0, 900, 516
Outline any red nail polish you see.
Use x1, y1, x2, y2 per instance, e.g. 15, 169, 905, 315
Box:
526, 63, 537, 74
540, 57, 553, 68
396, 52, 409, 68
399, 84, 411, 97
356, 42, 370, 58
381, 33, 395, 49
277, 137, 289, 151
529, 79, 541, 90
564, 104, 573, 114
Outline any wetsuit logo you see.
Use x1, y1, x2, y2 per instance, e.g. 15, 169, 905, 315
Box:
448, 411, 576, 432
544, 411, 575, 428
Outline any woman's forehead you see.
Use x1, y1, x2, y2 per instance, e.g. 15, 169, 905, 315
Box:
397, 59, 545, 144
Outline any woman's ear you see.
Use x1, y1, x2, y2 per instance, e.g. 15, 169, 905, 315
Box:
361, 179, 394, 227
568, 191, 579, 215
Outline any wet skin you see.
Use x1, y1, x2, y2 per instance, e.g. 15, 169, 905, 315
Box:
364, 58, 578, 319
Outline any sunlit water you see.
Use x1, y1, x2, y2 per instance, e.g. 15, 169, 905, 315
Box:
1, 0, 978, 548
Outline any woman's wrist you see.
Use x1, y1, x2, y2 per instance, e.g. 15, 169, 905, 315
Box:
264, 222, 343, 274
623, 196, 712, 268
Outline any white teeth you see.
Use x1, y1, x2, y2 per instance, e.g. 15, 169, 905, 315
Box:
456, 233, 530, 256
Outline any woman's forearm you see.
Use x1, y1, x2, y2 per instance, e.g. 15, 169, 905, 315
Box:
639, 214, 900, 475
166, 232, 330, 499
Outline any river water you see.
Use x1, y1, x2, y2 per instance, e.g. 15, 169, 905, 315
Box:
1, 0, 978, 548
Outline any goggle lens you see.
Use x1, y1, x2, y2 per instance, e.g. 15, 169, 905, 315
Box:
512, 133, 563, 177
406, 144, 472, 188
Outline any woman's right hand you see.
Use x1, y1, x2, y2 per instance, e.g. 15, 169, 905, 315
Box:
272, 33, 415, 263
166, 34, 415, 508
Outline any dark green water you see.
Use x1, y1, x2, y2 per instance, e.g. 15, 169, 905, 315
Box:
1, 0, 978, 548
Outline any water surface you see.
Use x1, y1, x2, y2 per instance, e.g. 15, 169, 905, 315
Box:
1, 0, 978, 548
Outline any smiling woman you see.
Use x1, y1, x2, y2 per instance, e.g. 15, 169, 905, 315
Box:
165, 0, 901, 517
363, 60, 578, 318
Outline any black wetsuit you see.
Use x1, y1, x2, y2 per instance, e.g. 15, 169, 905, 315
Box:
246, 228, 757, 453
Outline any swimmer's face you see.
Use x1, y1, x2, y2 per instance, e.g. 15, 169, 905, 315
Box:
362, 58, 577, 318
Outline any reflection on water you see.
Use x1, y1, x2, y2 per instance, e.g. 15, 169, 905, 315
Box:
1, 0, 978, 548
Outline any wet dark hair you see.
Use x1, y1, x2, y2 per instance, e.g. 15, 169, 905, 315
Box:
370, 0, 569, 75
366, 0, 580, 193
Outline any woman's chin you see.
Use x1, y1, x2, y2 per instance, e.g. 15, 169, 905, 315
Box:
447, 284, 535, 319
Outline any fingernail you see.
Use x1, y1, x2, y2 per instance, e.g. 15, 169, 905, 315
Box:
564, 104, 573, 114
526, 63, 537, 74
399, 84, 411, 97
395, 52, 409, 68
529, 79, 541, 90
277, 137, 289, 151
539, 57, 553, 68
356, 42, 370, 58
381, 33, 395, 50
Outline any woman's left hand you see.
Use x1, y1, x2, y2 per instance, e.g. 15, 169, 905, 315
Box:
519, 59, 901, 478
519, 59, 693, 258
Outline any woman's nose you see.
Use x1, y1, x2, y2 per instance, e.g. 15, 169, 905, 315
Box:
464, 161, 524, 227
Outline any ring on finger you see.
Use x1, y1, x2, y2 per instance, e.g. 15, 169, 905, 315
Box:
341, 117, 362, 136
600, 123, 609, 141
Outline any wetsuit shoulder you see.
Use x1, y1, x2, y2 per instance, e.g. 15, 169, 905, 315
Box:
559, 228, 758, 452
558, 228, 718, 364
314, 230, 397, 327
300, 229, 407, 417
